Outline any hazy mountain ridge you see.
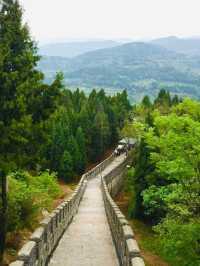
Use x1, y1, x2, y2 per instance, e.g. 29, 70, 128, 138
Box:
151, 36, 200, 56
38, 39, 200, 102
39, 40, 121, 58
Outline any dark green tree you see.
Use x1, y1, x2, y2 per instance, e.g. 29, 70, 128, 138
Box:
66, 136, 80, 173
59, 151, 74, 182
46, 107, 70, 172
129, 139, 154, 219
75, 127, 87, 174
154, 89, 171, 107
0, 0, 41, 259
171, 94, 180, 105
0, 1, 62, 259
142, 95, 152, 108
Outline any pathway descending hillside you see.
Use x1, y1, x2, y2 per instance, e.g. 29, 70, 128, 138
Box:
48, 155, 126, 266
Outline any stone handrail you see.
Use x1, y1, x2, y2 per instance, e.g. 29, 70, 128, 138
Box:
101, 156, 145, 266
84, 152, 115, 180
10, 152, 115, 266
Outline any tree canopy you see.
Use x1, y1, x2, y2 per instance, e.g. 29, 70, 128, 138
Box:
0, 1, 131, 262
124, 91, 200, 265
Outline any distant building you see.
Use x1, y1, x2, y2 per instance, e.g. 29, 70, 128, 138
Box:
118, 137, 137, 149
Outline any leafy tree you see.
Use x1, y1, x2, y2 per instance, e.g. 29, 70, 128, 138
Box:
129, 138, 155, 219
124, 92, 200, 264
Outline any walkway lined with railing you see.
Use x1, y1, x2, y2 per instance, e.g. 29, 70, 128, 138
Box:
48, 154, 126, 266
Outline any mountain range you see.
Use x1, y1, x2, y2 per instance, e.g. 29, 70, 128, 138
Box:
38, 37, 200, 102
151, 36, 200, 56
39, 40, 121, 58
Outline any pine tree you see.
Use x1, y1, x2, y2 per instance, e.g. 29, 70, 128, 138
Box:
0, 0, 37, 259
154, 89, 171, 107
0, 1, 61, 259
66, 136, 80, 173
142, 95, 152, 108
75, 127, 87, 174
59, 151, 74, 182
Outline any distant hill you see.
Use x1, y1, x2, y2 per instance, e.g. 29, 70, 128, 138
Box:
38, 41, 200, 102
151, 36, 200, 56
39, 40, 121, 58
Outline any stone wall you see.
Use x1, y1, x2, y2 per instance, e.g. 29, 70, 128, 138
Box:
10, 153, 115, 266
101, 156, 145, 266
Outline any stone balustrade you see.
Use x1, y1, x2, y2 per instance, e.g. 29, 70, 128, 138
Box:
10, 153, 115, 266
85, 152, 115, 180
101, 156, 145, 266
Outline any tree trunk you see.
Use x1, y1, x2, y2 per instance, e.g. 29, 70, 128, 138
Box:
0, 170, 7, 263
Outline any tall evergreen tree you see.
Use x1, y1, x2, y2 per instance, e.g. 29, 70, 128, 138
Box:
142, 95, 152, 108
0, 1, 61, 259
0, 0, 37, 259
75, 127, 87, 174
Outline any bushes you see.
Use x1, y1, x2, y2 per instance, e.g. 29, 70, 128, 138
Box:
31, 171, 60, 199
124, 93, 200, 264
7, 171, 61, 232
154, 218, 200, 266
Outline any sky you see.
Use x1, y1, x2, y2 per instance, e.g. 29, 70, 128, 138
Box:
19, 0, 200, 45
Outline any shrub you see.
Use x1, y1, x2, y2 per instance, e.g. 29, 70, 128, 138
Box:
31, 170, 61, 199
7, 170, 61, 232
7, 177, 37, 231
154, 218, 200, 266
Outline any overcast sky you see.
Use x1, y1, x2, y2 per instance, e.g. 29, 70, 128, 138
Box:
19, 0, 200, 44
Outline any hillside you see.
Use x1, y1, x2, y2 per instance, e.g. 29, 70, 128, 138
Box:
39, 40, 120, 58
38, 42, 200, 102
151, 36, 200, 56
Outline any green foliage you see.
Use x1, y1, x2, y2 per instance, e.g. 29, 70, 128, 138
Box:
123, 90, 200, 264
0, 0, 61, 172
45, 89, 130, 178
30, 171, 60, 199
142, 185, 171, 223
75, 127, 87, 173
142, 95, 152, 108
6, 170, 61, 232
0, 0, 131, 259
59, 151, 74, 182
154, 89, 171, 106
154, 219, 200, 266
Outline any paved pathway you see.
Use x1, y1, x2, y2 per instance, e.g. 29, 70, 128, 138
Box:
49, 154, 125, 266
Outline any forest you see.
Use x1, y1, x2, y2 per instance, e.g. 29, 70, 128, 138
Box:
0, 1, 131, 263
1, 1, 200, 266
122, 90, 200, 265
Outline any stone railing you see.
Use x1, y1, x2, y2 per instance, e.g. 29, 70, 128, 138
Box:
101, 156, 145, 266
84, 152, 115, 180
10, 152, 115, 266
10, 176, 87, 266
